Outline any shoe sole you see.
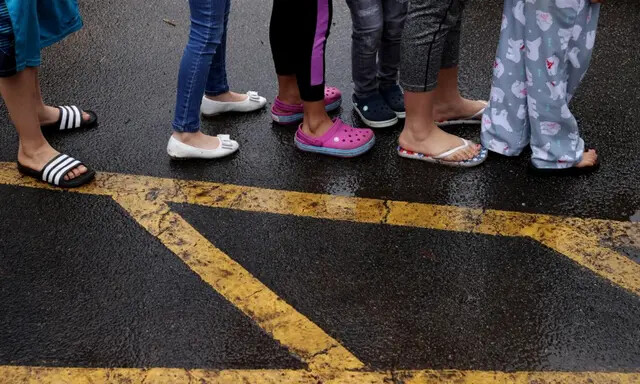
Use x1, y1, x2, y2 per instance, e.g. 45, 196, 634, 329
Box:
294, 136, 375, 158
354, 107, 398, 129
201, 103, 266, 117
397, 147, 489, 168
272, 98, 342, 125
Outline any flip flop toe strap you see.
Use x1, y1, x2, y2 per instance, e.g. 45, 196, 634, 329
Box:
41, 154, 83, 185
58, 105, 83, 130
433, 139, 470, 160
464, 101, 488, 120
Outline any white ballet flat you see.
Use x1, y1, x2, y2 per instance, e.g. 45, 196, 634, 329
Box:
201, 91, 267, 116
167, 134, 239, 160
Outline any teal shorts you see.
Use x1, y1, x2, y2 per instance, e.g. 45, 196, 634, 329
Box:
0, 0, 16, 77
1, 0, 83, 75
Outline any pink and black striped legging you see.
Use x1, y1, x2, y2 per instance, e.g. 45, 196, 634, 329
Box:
270, 0, 332, 102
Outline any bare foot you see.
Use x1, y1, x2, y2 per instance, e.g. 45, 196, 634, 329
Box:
39, 105, 91, 126
433, 97, 487, 123
399, 123, 480, 162
205, 91, 248, 103
575, 149, 598, 168
301, 118, 333, 138
172, 131, 221, 150
18, 143, 88, 181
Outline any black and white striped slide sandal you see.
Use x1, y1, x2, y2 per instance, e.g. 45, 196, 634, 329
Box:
17, 153, 95, 188
41, 106, 98, 132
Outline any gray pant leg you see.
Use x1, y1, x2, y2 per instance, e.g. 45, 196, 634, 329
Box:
400, 0, 466, 92
378, 0, 408, 89
441, 15, 462, 69
347, 0, 384, 98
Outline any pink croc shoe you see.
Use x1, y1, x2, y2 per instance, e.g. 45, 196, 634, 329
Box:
294, 119, 375, 158
271, 86, 343, 125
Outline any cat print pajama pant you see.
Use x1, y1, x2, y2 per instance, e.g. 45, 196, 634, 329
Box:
481, 0, 600, 169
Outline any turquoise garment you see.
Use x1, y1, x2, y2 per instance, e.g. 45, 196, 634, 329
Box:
5, 0, 82, 71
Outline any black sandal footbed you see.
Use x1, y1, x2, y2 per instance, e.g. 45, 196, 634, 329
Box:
17, 153, 95, 188
41, 106, 98, 132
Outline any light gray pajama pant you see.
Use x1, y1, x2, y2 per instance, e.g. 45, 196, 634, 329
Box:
481, 0, 600, 169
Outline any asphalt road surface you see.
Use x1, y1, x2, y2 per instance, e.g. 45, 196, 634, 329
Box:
0, 1, 639, 383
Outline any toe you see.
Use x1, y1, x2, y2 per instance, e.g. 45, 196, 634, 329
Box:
67, 166, 87, 180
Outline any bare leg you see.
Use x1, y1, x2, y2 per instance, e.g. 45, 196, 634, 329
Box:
301, 100, 333, 137
277, 75, 303, 105
32, 68, 91, 125
432, 66, 487, 122
398, 90, 480, 161
0, 68, 87, 180
276, 74, 333, 137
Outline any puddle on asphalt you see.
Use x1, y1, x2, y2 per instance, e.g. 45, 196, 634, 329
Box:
630, 210, 640, 223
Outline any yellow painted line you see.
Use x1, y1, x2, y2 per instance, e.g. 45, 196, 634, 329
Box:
2, 162, 640, 382
1, 366, 639, 384
396, 369, 640, 384
1, 162, 637, 296
112, 194, 364, 372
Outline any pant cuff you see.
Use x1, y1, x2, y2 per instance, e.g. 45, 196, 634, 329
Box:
400, 80, 438, 93
441, 60, 459, 69
300, 87, 325, 102
172, 122, 200, 133
205, 86, 230, 97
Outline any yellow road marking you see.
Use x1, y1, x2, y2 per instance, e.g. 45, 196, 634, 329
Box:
1, 162, 639, 383
113, 194, 363, 372
1, 366, 639, 384
1, 162, 637, 296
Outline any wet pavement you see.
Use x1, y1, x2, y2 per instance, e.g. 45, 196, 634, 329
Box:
1, 0, 640, 383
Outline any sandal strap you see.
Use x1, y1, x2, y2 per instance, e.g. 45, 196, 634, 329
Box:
463, 101, 488, 120
42, 154, 82, 185
433, 139, 470, 160
59, 105, 83, 130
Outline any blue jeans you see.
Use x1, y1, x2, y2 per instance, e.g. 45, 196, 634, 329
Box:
173, 0, 231, 133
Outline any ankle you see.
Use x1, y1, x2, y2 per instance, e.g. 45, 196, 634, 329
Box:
172, 131, 201, 143
18, 140, 52, 159
205, 92, 230, 101
35, 104, 51, 120
399, 121, 438, 145
433, 92, 463, 108
302, 115, 332, 136
278, 92, 302, 105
